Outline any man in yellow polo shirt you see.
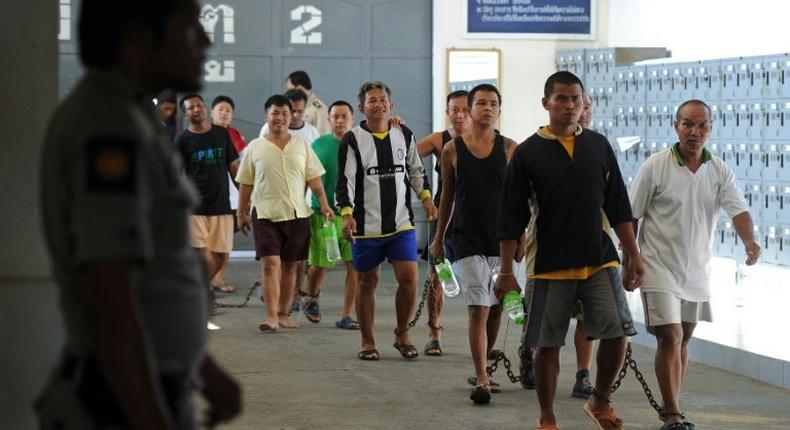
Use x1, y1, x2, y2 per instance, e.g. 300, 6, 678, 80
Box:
236, 94, 334, 332
496, 71, 645, 430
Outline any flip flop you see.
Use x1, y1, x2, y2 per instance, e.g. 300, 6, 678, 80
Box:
469, 384, 491, 404
467, 376, 502, 393
258, 322, 278, 333
335, 316, 359, 330
583, 403, 624, 430
357, 349, 380, 361
304, 300, 321, 323
211, 283, 235, 293
392, 343, 419, 359
424, 339, 443, 356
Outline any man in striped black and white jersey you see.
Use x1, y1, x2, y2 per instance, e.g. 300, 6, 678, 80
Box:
337, 81, 438, 361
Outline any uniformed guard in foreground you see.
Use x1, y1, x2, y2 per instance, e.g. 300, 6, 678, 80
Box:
36, 0, 241, 428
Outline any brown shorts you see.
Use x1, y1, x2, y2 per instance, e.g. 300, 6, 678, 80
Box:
252, 212, 310, 262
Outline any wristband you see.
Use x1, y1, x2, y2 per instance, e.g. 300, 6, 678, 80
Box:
497, 272, 515, 277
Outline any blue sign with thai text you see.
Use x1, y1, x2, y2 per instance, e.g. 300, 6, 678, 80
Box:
467, 0, 592, 35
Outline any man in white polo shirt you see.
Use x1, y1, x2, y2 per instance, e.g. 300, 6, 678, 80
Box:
628, 99, 761, 430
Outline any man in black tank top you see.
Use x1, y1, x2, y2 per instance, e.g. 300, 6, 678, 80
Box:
416, 90, 469, 356
430, 84, 522, 404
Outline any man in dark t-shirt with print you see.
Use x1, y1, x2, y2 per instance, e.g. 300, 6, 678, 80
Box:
176, 94, 239, 295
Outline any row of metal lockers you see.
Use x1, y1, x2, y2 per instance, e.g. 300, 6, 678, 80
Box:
556, 47, 790, 266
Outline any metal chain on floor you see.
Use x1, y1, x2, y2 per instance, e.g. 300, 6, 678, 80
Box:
610, 342, 663, 416
214, 281, 259, 309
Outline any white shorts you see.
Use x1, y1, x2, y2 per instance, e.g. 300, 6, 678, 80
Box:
641, 291, 713, 327
452, 255, 500, 307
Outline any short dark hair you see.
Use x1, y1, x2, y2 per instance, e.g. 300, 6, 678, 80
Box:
675, 99, 712, 122
328, 100, 354, 114
284, 88, 308, 104
179, 93, 203, 111
468, 84, 501, 106
358, 81, 391, 105
265, 94, 292, 112
156, 89, 177, 104
78, 0, 181, 67
212, 95, 235, 109
544, 71, 585, 98
446, 90, 469, 105
287, 70, 312, 90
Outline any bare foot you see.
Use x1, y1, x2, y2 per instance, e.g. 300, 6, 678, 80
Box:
278, 316, 301, 328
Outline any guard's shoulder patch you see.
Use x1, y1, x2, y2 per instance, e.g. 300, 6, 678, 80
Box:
85, 136, 136, 193
312, 100, 322, 108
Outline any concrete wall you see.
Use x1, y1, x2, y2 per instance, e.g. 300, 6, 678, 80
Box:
0, 1, 62, 428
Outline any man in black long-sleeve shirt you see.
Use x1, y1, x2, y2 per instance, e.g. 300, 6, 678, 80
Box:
494, 71, 645, 430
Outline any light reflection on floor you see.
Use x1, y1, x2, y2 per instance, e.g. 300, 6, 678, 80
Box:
626, 256, 789, 361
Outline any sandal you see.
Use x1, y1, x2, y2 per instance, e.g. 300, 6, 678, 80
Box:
335, 316, 359, 330
357, 349, 380, 361
392, 343, 419, 359
467, 376, 501, 393
424, 339, 443, 356
303, 299, 321, 323
211, 283, 235, 293
660, 411, 694, 430
583, 403, 624, 430
258, 322, 278, 333
469, 384, 491, 404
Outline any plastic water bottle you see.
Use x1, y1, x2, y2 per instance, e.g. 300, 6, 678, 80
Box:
502, 290, 525, 325
434, 259, 460, 297
323, 218, 342, 262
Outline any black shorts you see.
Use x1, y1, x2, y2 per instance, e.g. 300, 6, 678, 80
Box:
251, 210, 310, 262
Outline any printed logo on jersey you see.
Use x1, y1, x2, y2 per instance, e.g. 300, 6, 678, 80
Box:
191, 147, 226, 165
366, 165, 405, 179
396, 147, 405, 160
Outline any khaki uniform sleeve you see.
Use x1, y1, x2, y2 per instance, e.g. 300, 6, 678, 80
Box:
70, 136, 153, 264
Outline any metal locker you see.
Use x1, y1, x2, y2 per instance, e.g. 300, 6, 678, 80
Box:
764, 184, 780, 224
762, 54, 790, 99
763, 225, 779, 264
646, 65, 662, 102
731, 102, 749, 139
709, 103, 721, 140
720, 60, 739, 100
745, 58, 765, 99
700, 60, 722, 101
778, 224, 790, 266
763, 101, 783, 140
763, 142, 781, 180
778, 144, 790, 182
719, 103, 737, 139
746, 102, 763, 140
745, 143, 763, 180
777, 184, 790, 223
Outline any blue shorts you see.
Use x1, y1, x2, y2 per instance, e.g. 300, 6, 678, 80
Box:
352, 229, 418, 272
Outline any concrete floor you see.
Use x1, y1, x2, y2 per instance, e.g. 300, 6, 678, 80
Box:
207, 260, 790, 430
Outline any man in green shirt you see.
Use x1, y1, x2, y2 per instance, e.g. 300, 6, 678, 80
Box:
302, 101, 359, 329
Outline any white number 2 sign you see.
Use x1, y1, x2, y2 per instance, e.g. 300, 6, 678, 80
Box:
290, 5, 322, 45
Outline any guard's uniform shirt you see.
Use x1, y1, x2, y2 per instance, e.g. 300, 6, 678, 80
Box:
304, 91, 330, 136
37, 70, 207, 427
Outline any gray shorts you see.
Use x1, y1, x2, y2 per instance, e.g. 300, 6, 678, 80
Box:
452, 255, 500, 307
523, 267, 637, 348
